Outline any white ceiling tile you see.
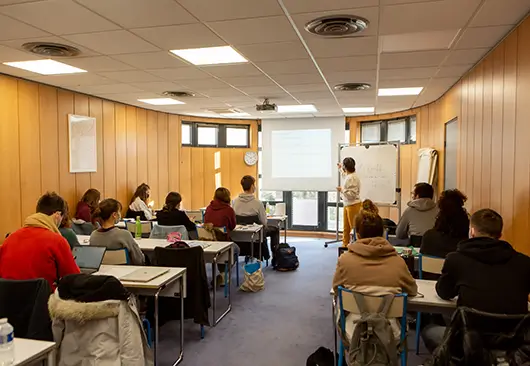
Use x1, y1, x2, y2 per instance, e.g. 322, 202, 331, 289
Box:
98, 91, 163, 100
239, 85, 289, 98
61, 56, 135, 72
131, 24, 225, 50
257, 59, 317, 75
293, 7, 379, 37
282, 83, 330, 93
378, 78, 430, 88
456, 25, 513, 49
63, 31, 160, 55
379, 67, 438, 80
98, 70, 164, 83
305, 36, 378, 58
76, 0, 196, 28
147, 67, 211, 81
429, 77, 459, 89
381, 0, 436, 4
128, 81, 186, 93
176, 0, 283, 21
236, 41, 308, 62
0, 63, 37, 77
380, 0, 482, 34
0, 13, 49, 41
208, 16, 299, 45
380, 50, 449, 69
283, 0, 378, 14
470, 0, 530, 27
0, 0, 40, 4
324, 70, 377, 84
381, 29, 460, 53
0, 44, 41, 62
290, 90, 334, 100
202, 64, 263, 78
180, 78, 230, 90
316, 55, 377, 72
78, 83, 143, 94
31, 73, 113, 86
112, 52, 187, 69
444, 48, 488, 66
0, 0, 120, 35
437, 64, 473, 77
195, 87, 245, 97
222, 75, 275, 87
337, 94, 377, 104
270, 72, 324, 85
0, 36, 101, 57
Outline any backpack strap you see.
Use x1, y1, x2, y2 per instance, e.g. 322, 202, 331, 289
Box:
353, 292, 369, 314
376, 294, 395, 317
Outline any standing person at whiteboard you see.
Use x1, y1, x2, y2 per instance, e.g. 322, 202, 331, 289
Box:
337, 157, 362, 247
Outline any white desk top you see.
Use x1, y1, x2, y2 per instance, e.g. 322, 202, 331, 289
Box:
14, 338, 55, 366
94, 265, 186, 290
408, 279, 455, 308
267, 215, 287, 221
233, 224, 263, 232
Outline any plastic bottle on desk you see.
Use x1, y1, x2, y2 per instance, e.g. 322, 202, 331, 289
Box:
266, 202, 270, 215
0, 318, 14, 366
135, 216, 142, 240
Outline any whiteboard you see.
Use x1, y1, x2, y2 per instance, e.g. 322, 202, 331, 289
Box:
68, 114, 97, 173
339, 144, 399, 204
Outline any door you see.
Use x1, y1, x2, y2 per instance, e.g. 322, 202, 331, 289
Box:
444, 119, 458, 190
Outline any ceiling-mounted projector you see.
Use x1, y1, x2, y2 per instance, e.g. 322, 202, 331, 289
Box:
256, 98, 277, 113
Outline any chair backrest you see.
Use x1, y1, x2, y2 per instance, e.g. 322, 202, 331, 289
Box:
125, 208, 147, 221
150, 224, 189, 240
236, 214, 260, 225
72, 222, 95, 235
419, 254, 445, 278
338, 247, 347, 257
337, 287, 406, 318
126, 221, 152, 235
185, 210, 203, 223
409, 235, 423, 248
102, 248, 130, 265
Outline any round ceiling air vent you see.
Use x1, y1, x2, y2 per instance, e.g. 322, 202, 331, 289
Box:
163, 91, 196, 98
22, 42, 81, 57
333, 83, 371, 91
305, 15, 369, 37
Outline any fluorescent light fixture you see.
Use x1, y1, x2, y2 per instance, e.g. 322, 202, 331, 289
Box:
277, 104, 318, 113
220, 112, 251, 117
378, 87, 423, 96
342, 107, 375, 113
169, 46, 247, 66
137, 98, 184, 105
3, 59, 87, 75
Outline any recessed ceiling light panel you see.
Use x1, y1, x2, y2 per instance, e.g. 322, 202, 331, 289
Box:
138, 98, 185, 105
342, 107, 375, 113
169, 46, 247, 66
3, 59, 86, 75
277, 104, 318, 113
378, 87, 423, 96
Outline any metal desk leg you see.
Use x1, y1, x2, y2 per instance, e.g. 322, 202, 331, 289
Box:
172, 279, 184, 366
283, 218, 287, 243
258, 230, 262, 262
46, 349, 56, 365
214, 259, 232, 325
332, 298, 338, 366
153, 287, 162, 366
212, 250, 232, 326
211, 257, 217, 326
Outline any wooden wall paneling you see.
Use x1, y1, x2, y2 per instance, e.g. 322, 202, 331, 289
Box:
501, 32, 518, 243
126, 106, 138, 197
400, 145, 413, 212
57, 90, 76, 211
203, 148, 217, 209
18, 80, 42, 221
466, 72, 476, 210
481, 56, 494, 208
157, 112, 169, 208
102, 101, 116, 199
146, 111, 158, 207
73, 94, 91, 200
39, 85, 59, 194
220, 149, 232, 192
89, 97, 104, 194
490, 44, 505, 213
459, 78, 468, 196
115, 104, 128, 210
179, 147, 192, 209
136, 108, 148, 186
473, 64, 484, 208
190, 148, 205, 209
168, 115, 180, 192
0, 75, 21, 238
513, 22, 530, 254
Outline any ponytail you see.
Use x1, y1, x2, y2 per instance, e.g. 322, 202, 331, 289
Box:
93, 199, 121, 224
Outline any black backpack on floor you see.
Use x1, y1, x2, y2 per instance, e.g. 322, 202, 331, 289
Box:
274, 243, 299, 271
307, 347, 344, 366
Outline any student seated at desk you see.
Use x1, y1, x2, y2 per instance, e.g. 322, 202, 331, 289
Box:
0, 192, 80, 291
420, 189, 469, 259
59, 202, 80, 250
90, 199, 145, 265
332, 200, 417, 340
396, 182, 438, 239
129, 183, 154, 220
156, 192, 197, 235
75, 188, 100, 223
422, 209, 530, 353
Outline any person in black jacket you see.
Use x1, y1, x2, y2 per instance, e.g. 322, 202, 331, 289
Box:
422, 208, 530, 354
420, 189, 469, 260
156, 192, 197, 235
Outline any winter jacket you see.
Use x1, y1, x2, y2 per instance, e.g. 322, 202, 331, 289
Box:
156, 208, 197, 233
396, 198, 438, 239
75, 201, 92, 223
49, 274, 153, 366
232, 193, 267, 226
421, 229, 466, 259
204, 199, 237, 233
437, 237, 530, 314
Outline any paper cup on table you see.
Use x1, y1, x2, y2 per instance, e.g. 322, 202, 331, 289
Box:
275, 203, 286, 216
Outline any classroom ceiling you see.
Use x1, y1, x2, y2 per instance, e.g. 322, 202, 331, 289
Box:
0, 0, 528, 119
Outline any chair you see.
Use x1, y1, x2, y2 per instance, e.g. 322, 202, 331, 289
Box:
415, 254, 445, 354
410, 235, 423, 248
338, 246, 347, 257
125, 208, 147, 221
336, 286, 408, 366
102, 248, 130, 265
150, 224, 189, 240
126, 221, 152, 238
234, 215, 270, 263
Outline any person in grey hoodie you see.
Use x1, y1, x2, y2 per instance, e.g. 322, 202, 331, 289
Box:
396, 182, 438, 239
233, 175, 280, 259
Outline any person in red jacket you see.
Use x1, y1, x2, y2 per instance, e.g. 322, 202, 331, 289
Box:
0, 192, 80, 291
204, 187, 237, 233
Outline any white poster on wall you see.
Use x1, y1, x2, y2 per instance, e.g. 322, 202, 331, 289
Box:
68, 114, 97, 173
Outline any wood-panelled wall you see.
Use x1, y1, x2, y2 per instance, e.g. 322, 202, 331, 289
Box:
0, 74, 258, 240
348, 16, 530, 255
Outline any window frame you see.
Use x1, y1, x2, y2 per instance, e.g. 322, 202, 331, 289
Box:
181, 122, 192, 146
360, 115, 416, 145
181, 121, 251, 148
225, 124, 250, 147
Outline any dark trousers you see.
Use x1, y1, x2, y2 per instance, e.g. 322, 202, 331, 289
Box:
266, 226, 280, 264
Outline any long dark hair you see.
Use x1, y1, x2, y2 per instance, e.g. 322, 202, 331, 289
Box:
163, 192, 182, 211
434, 189, 469, 238
130, 183, 150, 204
92, 199, 122, 223
81, 188, 101, 210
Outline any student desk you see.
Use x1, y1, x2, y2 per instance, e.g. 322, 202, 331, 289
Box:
95, 265, 186, 366
230, 224, 263, 260
267, 215, 288, 243
13, 338, 56, 366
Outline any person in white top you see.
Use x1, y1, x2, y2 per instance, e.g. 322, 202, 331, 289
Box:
129, 183, 154, 220
337, 157, 362, 247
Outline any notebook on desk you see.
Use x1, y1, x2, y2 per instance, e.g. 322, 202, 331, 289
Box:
120, 268, 169, 283
186, 241, 211, 249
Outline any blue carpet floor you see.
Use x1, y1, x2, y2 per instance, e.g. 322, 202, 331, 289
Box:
157, 238, 431, 366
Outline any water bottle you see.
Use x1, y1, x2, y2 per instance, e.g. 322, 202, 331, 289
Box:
265, 203, 270, 215
135, 216, 142, 240
0, 318, 14, 366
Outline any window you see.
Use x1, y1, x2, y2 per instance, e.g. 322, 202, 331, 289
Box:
226, 126, 249, 147
197, 125, 218, 146
181, 123, 191, 145
360, 116, 416, 144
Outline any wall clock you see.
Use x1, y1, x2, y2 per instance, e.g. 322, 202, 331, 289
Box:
244, 151, 258, 166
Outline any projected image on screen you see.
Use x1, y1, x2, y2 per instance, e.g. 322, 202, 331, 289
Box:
271, 129, 332, 178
